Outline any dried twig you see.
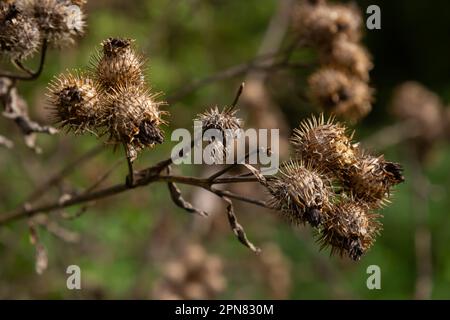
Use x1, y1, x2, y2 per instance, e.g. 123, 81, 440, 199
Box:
220, 196, 261, 253
167, 166, 208, 217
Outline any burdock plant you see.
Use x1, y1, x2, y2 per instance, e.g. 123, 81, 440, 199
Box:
0, 0, 406, 272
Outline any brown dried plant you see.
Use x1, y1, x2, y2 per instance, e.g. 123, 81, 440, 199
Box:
0, 0, 406, 277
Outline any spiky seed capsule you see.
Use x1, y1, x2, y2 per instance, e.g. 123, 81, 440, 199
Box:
291, 115, 358, 177
195, 106, 242, 135
0, 3, 41, 60
266, 161, 332, 227
319, 200, 381, 261
100, 84, 166, 152
195, 106, 242, 161
20, 0, 85, 46
47, 72, 100, 133
293, 2, 362, 49
343, 153, 404, 207
93, 37, 145, 91
321, 40, 373, 81
308, 68, 373, 122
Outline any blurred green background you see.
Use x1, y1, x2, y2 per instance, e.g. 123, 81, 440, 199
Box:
0, 0, 449, 299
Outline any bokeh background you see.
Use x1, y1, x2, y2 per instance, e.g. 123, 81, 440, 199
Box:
1, 0, 449, 299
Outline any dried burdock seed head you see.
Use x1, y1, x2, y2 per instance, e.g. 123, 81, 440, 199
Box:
93, 37, 145, 91
319, 200, 381, 261
20, 0, 85, 46
195, 106, 242, 136
321, 40, 373, 81
293, 2, 362, 49
391, 81, 445, 143
100, 84, 167, 152
308, 68, 373, 122
266, 160, 332, 227
291, 114, 358, 177
47, 71, 100, 133
195, 106, 242, 163
0, 3, 41, 60
343, 152, 404, 207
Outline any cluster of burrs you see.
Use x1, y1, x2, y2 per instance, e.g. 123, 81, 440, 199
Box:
264, 115, 404, 260
47, 37, 167, 162
293, 0, 374, 122
195, 96, 404, 260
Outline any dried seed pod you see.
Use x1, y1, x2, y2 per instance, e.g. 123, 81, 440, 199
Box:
47, 71, 100, 133
321, 40, 373, 81
308, 68, 373, 122
0, 3, 41, 60
195, 106, 242, 162
343, 153, 404, 207
266, 161, 332, 227
196, 106, 242, 136
293, 2, 362, 49
21, 0, 85, 46
93, 37, 145, 91
291, 114, 359, 177
100, 84, 166, 152
318, 200, 381, 261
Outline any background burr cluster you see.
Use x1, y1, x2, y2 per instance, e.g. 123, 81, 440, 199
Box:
0, 0, 86, 60
48, 37, 167, 161
294, 0, 374, 122
152, 244, 227, 300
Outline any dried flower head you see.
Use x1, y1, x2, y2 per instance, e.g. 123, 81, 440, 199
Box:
100, 84, 166, 153
93, 37, 145, 91
0, 3, 41, 60
266, 161, 332, 227
321, 40, 373, 81
308, 68, 373, 122
196, 106, 242, 135
291, 115, 358, 177
21, 0, 85, 46
293, 2, 362, 49
152, 244, 227, 300
47, 71, 99, 133
343, 153, 404, 207
319, 200, 381, 260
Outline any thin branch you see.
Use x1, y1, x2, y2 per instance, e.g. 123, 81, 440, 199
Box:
363, 120, 421, 150
0, 166, 272, 226
230, 82, 245, 109
211, 188, 269, 209
409, 147, 433, 300
23, 145, 104, 205
165, 48, 306, 104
